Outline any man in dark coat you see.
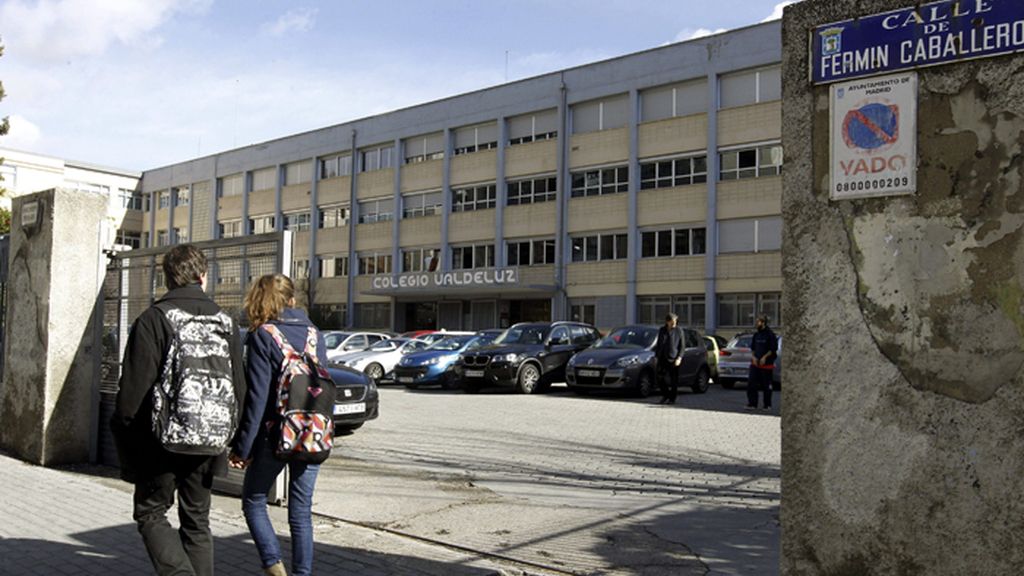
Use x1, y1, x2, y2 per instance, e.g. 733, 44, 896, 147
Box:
747, 314, 778, 411
654, 312, 684, 404
111, 244, 246, 576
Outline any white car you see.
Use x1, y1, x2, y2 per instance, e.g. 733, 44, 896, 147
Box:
334, 337, 431, 382
324, 331, 391, 362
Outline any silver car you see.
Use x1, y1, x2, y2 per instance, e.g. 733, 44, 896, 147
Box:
324, 330, 391, 362
334, 337, 431, 383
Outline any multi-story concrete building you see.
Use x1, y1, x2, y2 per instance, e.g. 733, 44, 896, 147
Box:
0, 147, 145, 249
140, 21, 782, 336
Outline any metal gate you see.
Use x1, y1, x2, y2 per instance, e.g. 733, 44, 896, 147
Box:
99, 232, 292, 497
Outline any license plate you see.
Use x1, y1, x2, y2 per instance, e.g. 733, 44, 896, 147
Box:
398, 376, 414, 383
578, 369, 601, 378
334, 402, 366, 415
465, 369, 485, 378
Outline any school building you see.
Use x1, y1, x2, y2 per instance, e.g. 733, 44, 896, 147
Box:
138, 21, 782, 336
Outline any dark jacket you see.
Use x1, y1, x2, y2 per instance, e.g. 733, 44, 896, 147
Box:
750, 326, 778, 368
232, 308, 327, 461
655, 325, 684, 362
110, 284, 247, 483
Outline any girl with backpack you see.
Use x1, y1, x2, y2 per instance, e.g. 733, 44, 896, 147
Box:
229, 273, 331, 576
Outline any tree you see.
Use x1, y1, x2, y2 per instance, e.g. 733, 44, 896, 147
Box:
0, 207, 9, 235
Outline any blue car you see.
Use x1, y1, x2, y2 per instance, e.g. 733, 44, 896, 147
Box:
393, 330, 503, 390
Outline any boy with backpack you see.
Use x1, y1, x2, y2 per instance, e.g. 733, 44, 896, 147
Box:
111, 244, 247, 576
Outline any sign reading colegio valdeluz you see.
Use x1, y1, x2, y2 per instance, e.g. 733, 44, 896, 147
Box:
812, 0, 1024, 84
371, 268, 519, 291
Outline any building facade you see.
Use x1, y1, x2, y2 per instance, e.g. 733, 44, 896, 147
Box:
0, 147, 145, 250
139, 22, 782, 336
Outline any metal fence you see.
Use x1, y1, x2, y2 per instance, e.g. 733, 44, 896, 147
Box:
97, 232, 292, 470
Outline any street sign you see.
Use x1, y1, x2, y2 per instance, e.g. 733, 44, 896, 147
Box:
830, 72, 917, 200
811, 0, 1024, 84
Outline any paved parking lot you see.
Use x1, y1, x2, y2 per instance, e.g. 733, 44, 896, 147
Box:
314, 382, 781, 575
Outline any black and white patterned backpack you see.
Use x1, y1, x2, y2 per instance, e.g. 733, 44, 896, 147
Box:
151, 303, 238, 455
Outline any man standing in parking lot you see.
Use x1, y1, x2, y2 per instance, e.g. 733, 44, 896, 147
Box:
748, 315, 778, 411
655, 313, 684, 405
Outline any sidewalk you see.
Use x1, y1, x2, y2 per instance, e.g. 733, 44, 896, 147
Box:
0, 452, 550, 575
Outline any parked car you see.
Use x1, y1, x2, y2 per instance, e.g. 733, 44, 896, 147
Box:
566, 325, 710, 396
393, 329, 504, 390
702, 334, 729, 380
401, 329, 437, 339
717, 332, 782, 391
419, 330, 475, 345
455, 321, 600, 394
324, 330, 390, 362
333, 337, 431, 383
325, 363, 380, 433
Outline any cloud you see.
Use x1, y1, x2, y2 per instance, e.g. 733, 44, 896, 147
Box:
0, 0, 210, 63
2, 114, 43, 148
263, 8, 318, 37
762, 0, 800, 22
671, 28, 727, 43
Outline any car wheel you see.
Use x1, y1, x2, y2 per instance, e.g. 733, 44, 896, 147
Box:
691, 368, 710, 394
516, 363, 541, 394
719, 378, 736, 389
636, 370, 655, 398
365, 363, 384, 383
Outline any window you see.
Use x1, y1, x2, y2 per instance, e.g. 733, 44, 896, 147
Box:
310, 304, 347, 330
720, 144, 783, 180
217, 261, 241, 286
571, 233, 627, 262
639, 155, 708, 190
718, 293, 763, 328
284, 161, 313, 185
358, 252, 393, 275
641, 226, 707, 258
284, 211, 312, 232
719, 65, 782, 109
454, 123, 498, 155
507, 238, 555, 266
452, 244, 495, 270
172, 186, 190, 207
119, 189, 144, 210
404, 132, 446, 164
358, 198, 394, 224
156, 230, 169, 246
115, 230, 142, 249
572, 94, 629, 134
452, 183, 496, 212
641, 79, 708, 122
251, 167, 277, 192
639, 295, 705, 327
173, 227, 188, 243
402, 191, 443, 219
319, 256, 349, 278
219, 219, 243, 238
402, 247, 440, 273
508, 109, 558, 145
569, 301, 596, 326
319, 154, 352, 179
157, 191, 171, 209
292, 259, 310, 279
507, 175, 557, 205
154, 271, 166, 289
570, 166, 629, 197
361, 145, 395, 172
220, 173, 244, 197
718, 217, 782, 253
357, 302, 391, 328
249, 215, 276, 234
319, 204, 350, 228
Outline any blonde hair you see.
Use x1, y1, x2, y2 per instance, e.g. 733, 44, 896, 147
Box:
244, 273, 295, 328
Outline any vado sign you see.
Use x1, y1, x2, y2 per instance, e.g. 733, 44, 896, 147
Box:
830, 72, 917, 200
372, 268, 519, 290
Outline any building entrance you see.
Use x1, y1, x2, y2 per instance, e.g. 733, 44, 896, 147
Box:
509, 299, 552, 324
403, 302, 438, 331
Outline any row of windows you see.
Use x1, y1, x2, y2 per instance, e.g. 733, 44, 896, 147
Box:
452, 244, 495, 270
507, 175, 557, 205
571, 233, 628, 262
507, 239, 556, 266
640, 227, 707, 258
452, 184, 496, 212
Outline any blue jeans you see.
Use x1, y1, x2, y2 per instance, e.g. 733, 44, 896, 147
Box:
242, 442, 321, 576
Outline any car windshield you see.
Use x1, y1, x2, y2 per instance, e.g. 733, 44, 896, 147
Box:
595, 327, 658, 349
324, 333, 352, 349
467, 334, 498, 349
368, 339, 400, 351
494, 325, 548, 345
427, 335, 473, 351
729, 335, 753, 349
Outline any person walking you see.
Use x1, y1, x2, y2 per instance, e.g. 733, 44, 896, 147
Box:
654, 312, 684, 405
230, 274, 328, 576
111, 244, 246, 576
747, 315, 779, 411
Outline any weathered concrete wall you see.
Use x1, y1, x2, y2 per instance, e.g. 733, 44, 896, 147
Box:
782, 2, 1024, 574
0, 188, 107, 465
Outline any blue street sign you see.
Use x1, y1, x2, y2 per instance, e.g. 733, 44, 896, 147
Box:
811, 0, 1024, 84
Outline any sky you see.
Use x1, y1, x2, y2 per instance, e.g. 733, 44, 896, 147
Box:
0, 0, 797, 172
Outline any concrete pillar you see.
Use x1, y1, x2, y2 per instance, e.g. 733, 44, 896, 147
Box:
0, 188, 108, 465
783, 2, 1024, 574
